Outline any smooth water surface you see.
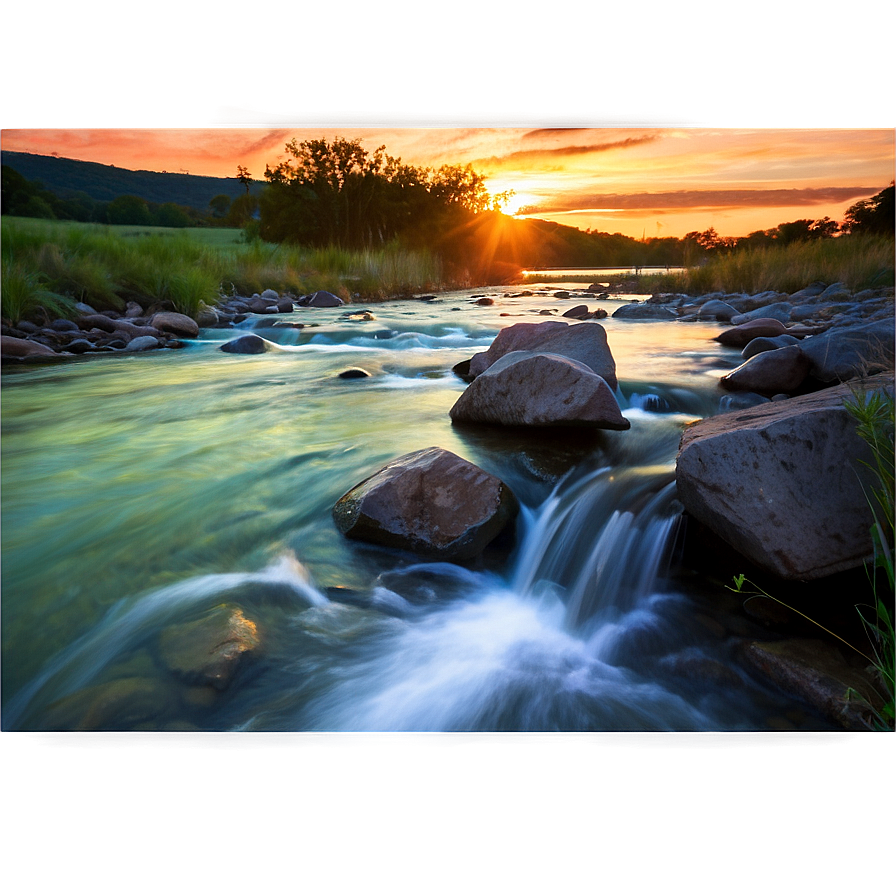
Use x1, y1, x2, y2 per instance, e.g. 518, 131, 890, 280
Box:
1, 285, 828, 731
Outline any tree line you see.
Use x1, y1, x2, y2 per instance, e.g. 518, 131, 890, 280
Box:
3, 135, 893, 282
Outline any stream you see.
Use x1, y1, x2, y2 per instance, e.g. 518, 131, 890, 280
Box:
0, 285, 834, 731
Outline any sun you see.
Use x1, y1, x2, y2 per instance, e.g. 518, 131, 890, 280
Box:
486, 177, 542, 217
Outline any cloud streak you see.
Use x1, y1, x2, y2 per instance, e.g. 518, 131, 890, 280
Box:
472, 134, 660, 169
526, 186, 879, 213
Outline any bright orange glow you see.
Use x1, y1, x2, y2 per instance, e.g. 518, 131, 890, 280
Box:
1, 127, 892, 239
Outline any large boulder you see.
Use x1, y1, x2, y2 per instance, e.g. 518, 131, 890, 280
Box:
333, 447, 518, 560
741, 334, 800, 360
150, 312, 199, 338
469, 320, 618, 389
720, 344, 810, 394
798, 319, 895, 383
450, 351, 630, 430
676, 374, 891, 580
158, 604, 261, 690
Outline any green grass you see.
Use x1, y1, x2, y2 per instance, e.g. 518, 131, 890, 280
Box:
635, 235, 895, 295
1, 218, 446, 324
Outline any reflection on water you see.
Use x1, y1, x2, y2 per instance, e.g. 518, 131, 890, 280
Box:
1, 284, 818, 731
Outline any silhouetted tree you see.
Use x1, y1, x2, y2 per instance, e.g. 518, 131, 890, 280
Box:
843, 183, 895, 235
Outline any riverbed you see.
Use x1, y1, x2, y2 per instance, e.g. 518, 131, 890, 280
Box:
1, 285, 835, 731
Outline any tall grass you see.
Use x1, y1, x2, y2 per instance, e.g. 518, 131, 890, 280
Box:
638, 235, 895, 295
1, 218, 446, 323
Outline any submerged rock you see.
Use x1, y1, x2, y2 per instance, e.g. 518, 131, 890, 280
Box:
676, 374, 891, 580
450, 351, 630, 430
737, 638, 883, 730
158, 604, 261, 690
333, 446, 518, 560
338, 367, 370, 379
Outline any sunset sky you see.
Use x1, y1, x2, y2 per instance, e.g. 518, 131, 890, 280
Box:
2, 3, 893, 244
3, 127, 892, 240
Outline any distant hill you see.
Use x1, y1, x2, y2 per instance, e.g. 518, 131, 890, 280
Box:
0, 150, 263, 209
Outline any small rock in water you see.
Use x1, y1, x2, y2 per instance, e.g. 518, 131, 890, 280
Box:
158, 604, 261, 690
338, 368, 371, 379
475, 297, 495, 306
125, 335, 160, 352
220, 333, 270, 354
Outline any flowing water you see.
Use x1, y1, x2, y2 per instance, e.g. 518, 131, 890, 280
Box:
1, 286, 832, 731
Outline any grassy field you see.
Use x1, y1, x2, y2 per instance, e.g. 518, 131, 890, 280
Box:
1, 217, 445, 323
635, 235, 895, 295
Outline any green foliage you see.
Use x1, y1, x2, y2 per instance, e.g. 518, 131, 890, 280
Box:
1, 261, 76, 324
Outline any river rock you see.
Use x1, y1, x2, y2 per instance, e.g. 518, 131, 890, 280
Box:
66, 338, 96, 354
469, 321, 618, 390
261, 288, 280, 300
1, 335, 60, 358
125, 301, 144, 318
77, 313, 117, 333
720, 345, 810, 394
450, 351, 630, 430
730, 302, 794, 325
150, 312, 199, 338
338, 367, 370, 379
125, 335, 161, 352
612, 302, 677, 320
714, 318, 789, 347
195, 305, 219, 327
563, 305, 590, 318
333, 446, 518, 560
307, 290, 345, 307
741, 334, 800, 360
276, 297, 295, 313
220, 333, 272, 354
158, 604, 261, 690
49, 318, 80, 332
737, 638, 883, 730
798, 319, 895, 383
696, 300, 739, 321
676, 374, 890, 580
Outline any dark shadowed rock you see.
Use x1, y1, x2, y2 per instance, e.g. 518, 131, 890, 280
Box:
563, 304, 590, 318
42, 676, 176, 731
720, 345, 810, 394
737, 638, 883, 730
338, 367, 370, 379
150, 312, 199, 338
612, 302, 677, 320
158, 604, 261, 690
450, 351, 630, 430
676, 374, 891, 580
77, 314, 117, 333
714, 318, 789, 347
730, 302, 793, 325
220, 333, 272, 354
333, 446, 518, 560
